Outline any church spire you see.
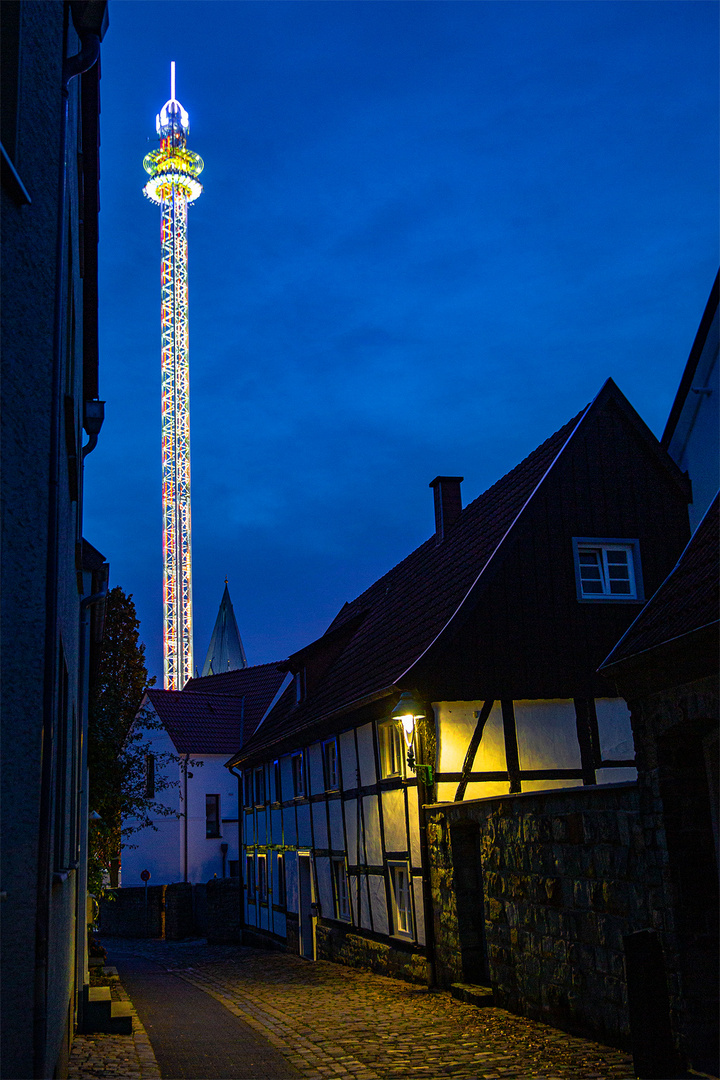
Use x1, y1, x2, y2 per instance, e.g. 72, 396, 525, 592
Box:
201, 581, 247, 676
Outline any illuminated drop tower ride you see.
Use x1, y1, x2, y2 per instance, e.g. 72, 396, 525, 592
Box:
143, 63, 204, 689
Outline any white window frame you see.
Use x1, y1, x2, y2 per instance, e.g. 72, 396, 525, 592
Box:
378, 720, 405, 779
332, 857, 351, 921
572, 538, 643, 603
257, 853, 268, 903
292, 752, 305, 797
276, 852, 286, 907
323, 739, 339, 790
246, 855, 256, 900
254, 765, 266, 806
205, 794, 221, 838
388, 862, 413, 938
243, 771, 253, 808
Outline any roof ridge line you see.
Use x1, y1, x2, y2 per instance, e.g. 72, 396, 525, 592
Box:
396, 391, 599, 683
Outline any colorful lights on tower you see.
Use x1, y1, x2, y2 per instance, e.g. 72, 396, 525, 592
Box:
143, 63, 203, 689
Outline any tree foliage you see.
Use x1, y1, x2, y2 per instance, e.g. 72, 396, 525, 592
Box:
87, 587, 163, 894
88, 587, 204, 895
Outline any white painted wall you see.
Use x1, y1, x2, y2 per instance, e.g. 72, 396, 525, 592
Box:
121, 710, 240, 885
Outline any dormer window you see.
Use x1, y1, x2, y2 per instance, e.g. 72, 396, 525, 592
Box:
573, 538, 643, 602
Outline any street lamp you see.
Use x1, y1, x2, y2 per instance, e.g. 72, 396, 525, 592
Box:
391, 692, 433, 786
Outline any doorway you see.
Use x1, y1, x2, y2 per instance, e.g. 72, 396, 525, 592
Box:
297, 853, 316, 960
450, 825, 489, 983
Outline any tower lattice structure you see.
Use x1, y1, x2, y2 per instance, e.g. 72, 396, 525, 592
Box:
143, 64, 203, 689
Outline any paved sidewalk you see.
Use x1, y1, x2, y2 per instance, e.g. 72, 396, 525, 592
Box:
99, 938, 635, 1080
117, 953, 301, 1079
68, 978, 161, 1080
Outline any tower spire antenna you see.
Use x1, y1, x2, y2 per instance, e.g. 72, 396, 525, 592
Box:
143, 71, 204, 689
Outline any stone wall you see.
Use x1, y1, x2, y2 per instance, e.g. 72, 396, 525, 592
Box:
627, 674, 719, 1073
165, 883, 194, 940
426, 783, 666, 1048
205, 878, 242, 944
100, 886, 166, 938
316, 922, 431, 985
99, 878, 240, 942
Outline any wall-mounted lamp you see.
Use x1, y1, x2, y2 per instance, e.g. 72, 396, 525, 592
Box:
391, 691, 433, 786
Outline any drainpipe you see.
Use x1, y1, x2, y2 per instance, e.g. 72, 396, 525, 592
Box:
183, 753, 190, 882
35, 18, 102, 1079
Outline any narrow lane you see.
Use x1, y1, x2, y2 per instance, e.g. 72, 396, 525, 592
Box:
115, 953, 301, 1080
103, 939, 635, 1080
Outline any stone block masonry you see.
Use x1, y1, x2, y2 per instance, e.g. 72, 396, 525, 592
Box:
100, 879, 240, 942
427, 783, 665, 1049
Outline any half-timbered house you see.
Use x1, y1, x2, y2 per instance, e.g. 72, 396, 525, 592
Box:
227, 379, 690, 982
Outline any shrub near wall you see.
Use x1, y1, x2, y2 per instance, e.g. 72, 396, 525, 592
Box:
427, 783, 667, 1048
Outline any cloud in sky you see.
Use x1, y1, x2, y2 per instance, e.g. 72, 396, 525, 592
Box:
84, 0, 718, 681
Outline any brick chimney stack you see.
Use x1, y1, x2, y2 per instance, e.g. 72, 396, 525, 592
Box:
429, 476, 464, 543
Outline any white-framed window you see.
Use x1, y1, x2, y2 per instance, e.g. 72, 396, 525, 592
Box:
246, 855, 256, 899
292, 752, 305, 797
323, 739, 339, 790
332, 857, 351, 921
257, 854, 268, 903
573, 538, 643, 602
205, 794, 221, 838
378, 721, 405, 779
254, 766, 266, 805
276, 853, 286, 907
389, 862, 413, 938
243, 770, 253, 807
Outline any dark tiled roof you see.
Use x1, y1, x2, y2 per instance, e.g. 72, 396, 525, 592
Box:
184, 662, 284, 700
601, 493, 719, 668
236, 399, 592, 762
146, 662, 285, 754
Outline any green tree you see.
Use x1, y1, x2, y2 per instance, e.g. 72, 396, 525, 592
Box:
87, 587, 177, 895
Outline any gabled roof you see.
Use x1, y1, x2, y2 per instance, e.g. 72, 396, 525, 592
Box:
600, 493, 719, 671
662, 271, 719, 451
145, 662, 285, 754
201, 582, 247, 676
233, 378, 685, 765
184, 661, 284, 701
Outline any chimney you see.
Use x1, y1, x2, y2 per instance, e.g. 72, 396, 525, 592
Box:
429, 476, 463, 542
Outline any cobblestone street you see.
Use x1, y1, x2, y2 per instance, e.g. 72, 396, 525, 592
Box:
70, 938, 635, 1079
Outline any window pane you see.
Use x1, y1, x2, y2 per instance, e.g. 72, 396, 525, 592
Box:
206, 794, 220, 837
579, 550, 603, 593
605, 549, 631, 593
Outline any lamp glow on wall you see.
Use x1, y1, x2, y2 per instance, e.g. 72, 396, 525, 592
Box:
392, 691, 433, 786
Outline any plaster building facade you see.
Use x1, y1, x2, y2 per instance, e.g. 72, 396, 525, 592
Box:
0, 2, 109, 1076
122, 664, 285, 887
228, 379, 691, 1012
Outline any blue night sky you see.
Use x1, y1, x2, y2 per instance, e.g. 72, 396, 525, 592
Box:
83, 0, 718, 683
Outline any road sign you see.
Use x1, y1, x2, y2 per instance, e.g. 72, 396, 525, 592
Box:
140, 869, 150, 882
